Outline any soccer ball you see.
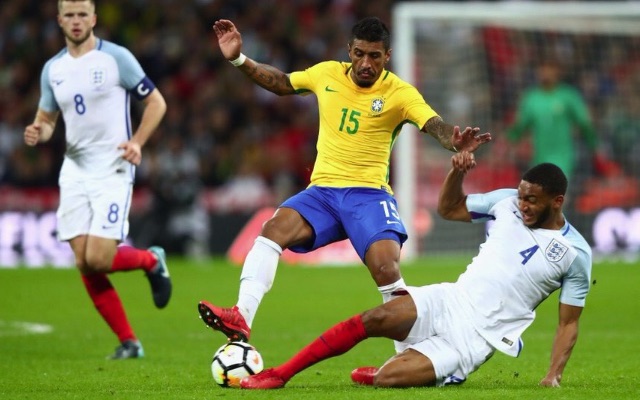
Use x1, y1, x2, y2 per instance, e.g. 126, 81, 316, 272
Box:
211, 341, 264, 388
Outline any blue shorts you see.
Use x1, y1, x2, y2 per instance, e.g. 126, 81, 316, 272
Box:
280, 186, 408, 261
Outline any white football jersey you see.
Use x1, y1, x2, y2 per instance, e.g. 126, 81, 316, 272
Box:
455, 189, 592, 357
38, 38, 155, 182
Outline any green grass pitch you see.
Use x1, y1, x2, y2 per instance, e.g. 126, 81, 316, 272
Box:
1, 255, 638, 399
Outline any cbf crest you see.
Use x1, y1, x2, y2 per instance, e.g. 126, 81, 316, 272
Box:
371, 98, 385, 114
545, 239, 568, 262
90, 67, 107, 88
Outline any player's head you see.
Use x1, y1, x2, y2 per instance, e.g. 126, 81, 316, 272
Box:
348, 17, 391, 88
537, 58, 562, 89
517, 163, 568, 229
58, 0, 97, 46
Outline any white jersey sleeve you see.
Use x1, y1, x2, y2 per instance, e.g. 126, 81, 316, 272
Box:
38, 50, 66, 112
466, 189, 517, 223
101, 41, 155, 99
558, 230, 592, 307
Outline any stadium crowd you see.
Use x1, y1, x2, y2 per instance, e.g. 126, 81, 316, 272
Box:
1, 0, 638, 217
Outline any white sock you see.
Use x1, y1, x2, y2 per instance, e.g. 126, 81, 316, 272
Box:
236, 236, 282, 327
378, 278, 407, 303
378, 278, 408, 354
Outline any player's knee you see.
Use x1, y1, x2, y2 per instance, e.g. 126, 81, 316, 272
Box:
83, 252, 111, 273
365, 251, 401, 285
260, 214, 310, 248
260, 218, 288, 242
369, 262, 401, 286
75, 257, 89, 274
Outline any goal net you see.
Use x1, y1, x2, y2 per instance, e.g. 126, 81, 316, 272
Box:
392, 2, 640, 259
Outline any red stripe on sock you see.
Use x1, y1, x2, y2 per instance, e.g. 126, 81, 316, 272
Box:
81, 273, 135, 342
274, 314, 368, 382
110, 245, 156, 272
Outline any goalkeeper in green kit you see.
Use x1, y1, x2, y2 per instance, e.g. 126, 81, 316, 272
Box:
507, 59, 618, 181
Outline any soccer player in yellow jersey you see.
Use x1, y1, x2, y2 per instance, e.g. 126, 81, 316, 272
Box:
198, 17, 492, 342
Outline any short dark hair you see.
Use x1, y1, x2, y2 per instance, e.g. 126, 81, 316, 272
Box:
351, 17, 390, 50
58, 0, 96, 12
522, 163, 568, 196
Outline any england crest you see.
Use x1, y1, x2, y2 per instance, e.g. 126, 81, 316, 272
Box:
90, 67, 107, 87
545, 239, 568, 262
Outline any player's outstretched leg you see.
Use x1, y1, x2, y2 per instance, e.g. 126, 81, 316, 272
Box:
243, 314, 368, 389
240, 368, 286, 389
198, 301, 251, 342
146, 246, 172, 308
108, 339, 145, 360
351, 366, 378, 385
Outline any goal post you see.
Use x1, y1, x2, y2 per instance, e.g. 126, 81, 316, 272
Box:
392, 2, 640, 260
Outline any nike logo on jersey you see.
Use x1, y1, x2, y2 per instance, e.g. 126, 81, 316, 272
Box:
325, 85, 338, 92
53, 79, 64, 86
386, 220, 400, 225
513, 211, 522, 221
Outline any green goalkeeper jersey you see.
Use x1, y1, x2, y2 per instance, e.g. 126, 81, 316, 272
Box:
507, 83, 598, 179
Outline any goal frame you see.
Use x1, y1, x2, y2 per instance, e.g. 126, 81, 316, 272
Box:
391, 1, 640, 259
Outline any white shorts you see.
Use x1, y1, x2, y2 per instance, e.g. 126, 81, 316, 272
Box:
56, 177, 133, 242
402, 283, 495, 387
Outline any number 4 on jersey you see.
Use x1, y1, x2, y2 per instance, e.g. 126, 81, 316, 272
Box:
519, 245, 539, 265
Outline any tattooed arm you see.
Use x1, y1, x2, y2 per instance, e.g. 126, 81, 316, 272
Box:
213, 19, 296, 96
237, 60, 296, 96
421, 116, 491, 153
422, 116, 457, 152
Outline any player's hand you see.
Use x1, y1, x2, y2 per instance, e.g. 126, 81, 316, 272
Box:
118, 141, 142, 166
212, 19, 243, 61
452, 126, 492, 152
24, 123, 42, 146
451, 150, 476, 173
539, 374, 561, 387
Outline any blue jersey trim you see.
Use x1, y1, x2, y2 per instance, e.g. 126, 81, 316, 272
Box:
120, 183, 132, 240
517, 337, 524, 357
470, 211, 495, 221
125, 91, 131, 140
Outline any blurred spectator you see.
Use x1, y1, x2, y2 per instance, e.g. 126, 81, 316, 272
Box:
605, 78, 640, 177
211, 143, 273, 212
0, 103, 23, 181
137, 132, 210, 258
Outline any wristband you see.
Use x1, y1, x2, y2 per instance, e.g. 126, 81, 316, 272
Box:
229, 53, 247, 67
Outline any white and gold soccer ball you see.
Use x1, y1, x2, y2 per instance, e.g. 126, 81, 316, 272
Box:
211, 341, 264, 388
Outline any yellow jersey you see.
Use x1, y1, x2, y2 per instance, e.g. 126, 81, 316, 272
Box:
289, 61, 438, 193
